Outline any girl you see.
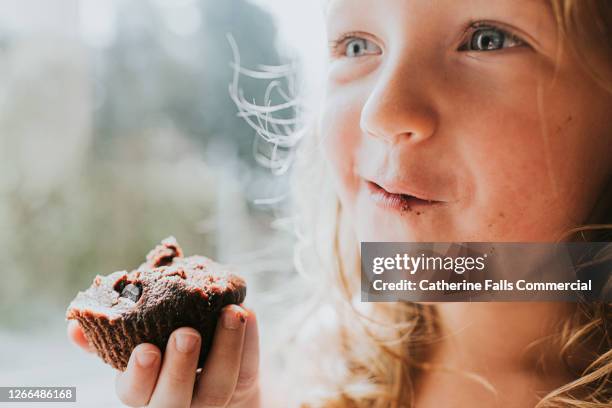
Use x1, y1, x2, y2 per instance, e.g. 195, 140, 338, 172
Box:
69, 0, 612, 406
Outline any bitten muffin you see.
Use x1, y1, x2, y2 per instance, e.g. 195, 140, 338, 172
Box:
66, 237, 246, 371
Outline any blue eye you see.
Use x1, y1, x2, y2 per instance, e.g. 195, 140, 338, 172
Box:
331, 35, 382, 58
460, 25, 525, 52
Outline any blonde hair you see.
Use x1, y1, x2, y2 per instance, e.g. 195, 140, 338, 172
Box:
282, 1, 612, 407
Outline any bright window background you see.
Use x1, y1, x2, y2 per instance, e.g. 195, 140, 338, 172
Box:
0, 1, 326, 406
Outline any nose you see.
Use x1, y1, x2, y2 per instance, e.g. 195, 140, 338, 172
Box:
360, 62, 438, 145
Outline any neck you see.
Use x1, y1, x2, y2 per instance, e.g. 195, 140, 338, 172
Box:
432, 302, 577, 377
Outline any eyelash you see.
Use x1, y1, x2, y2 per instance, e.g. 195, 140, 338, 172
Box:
459, 21, 528, 51
328, 23, 528, 58
328, 31, 372, 58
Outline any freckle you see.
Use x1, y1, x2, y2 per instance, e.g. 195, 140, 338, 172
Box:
488, 223, 493, 228
498, 212, 505, 218
416, 211, 421, 216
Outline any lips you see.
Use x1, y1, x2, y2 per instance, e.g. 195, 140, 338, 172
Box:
371, 179, 434, 201
364, 180, 443, 213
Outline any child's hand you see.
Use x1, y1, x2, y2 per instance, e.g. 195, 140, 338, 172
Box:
67, 305, 260, 407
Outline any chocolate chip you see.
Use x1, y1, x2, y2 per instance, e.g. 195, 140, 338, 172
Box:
113, 276, 128, 293
155, 255, 174, 267
120, 283, 142, 302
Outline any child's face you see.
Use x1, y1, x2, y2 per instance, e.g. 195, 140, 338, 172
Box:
321, 0, 612, 242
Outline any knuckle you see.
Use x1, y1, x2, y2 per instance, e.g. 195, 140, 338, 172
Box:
166, 364, 195, 384
235, 371, 258, 391
163, 349, 198, 384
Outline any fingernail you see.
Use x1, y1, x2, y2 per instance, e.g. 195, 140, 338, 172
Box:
222, 309, 246, 330
175, 331, 199, 353
136, 349, 158, 368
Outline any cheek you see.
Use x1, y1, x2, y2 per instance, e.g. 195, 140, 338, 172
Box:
455, 64, 611, 239
465, 143, 558, 239
320, 93, 363, 205
433, 61, 553, 238
461, 107, 572, 239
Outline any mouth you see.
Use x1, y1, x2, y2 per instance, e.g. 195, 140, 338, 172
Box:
365, 180, 443, 213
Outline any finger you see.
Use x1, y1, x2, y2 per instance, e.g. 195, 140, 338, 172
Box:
193, 305, 247, 408
229, 307, 260, 407
115, 343, 162, 407
148, 327, 201, 408
67, 321, 95, 353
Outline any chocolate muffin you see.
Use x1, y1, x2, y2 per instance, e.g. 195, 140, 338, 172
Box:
66, 237, 246, 371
